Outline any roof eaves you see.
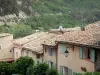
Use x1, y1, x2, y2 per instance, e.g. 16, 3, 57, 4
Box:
56, 41, 100, 49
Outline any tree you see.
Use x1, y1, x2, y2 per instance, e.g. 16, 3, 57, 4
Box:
15, 56, 34, 75
8, 24, 33, 38
0, 62, 11, 75
33, 63, 49, 75
46, 68, 59, 75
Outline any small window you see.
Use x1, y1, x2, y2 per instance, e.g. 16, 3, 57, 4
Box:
48, 48, 53, 56
60, 44, 66, 53
37, 60, 39, 64
16, 52, 18, 58
79, 47, 95, 62
45, 47, 47, 53
48, 61, 53, 68
26, 51, 29, 56
37, 54, 40, 59
60, 66, 69, 75
0, 46, 1, 49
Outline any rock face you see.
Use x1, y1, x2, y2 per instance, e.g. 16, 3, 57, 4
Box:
0, 0, 33, 25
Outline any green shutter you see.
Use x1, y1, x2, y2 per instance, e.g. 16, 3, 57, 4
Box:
60, 44, 66, 53
79, 47, 83, 59
60, 66, 63, 75
68, 68, 72, 75
90, 49, 95, 62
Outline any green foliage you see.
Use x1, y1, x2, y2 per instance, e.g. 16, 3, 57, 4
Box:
8, 25, 33, 38
33, 63, 49, 75
77, 72, 100, 75
0, 56, 34, 75
26, 66, 34, 75
0, 24, 33, 38
46, 68, 59, 75
25, 0, 100, 30
0, 62, 10, 75
15, 56, 34, 75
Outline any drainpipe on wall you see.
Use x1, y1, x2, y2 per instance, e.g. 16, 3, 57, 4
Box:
55, 44, 58, 70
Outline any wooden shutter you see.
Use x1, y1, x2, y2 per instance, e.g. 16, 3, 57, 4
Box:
60, 66, 63, 75
60, 44, 66, 53
79, 47, 83, 59
68, 68, 72, 75
90, 49, 95, 62
64, 67, 68, 75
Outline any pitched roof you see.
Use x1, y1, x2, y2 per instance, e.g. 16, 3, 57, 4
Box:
13, 32, 60, 53
23, 32, 59, 52
57, 21, 100, 46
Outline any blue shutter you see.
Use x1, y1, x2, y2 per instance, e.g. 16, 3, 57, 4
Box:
68, 68, 72, 75
79, 47, 83, 59
60, 44, 66, 53
90, 49, 95, 62
60, 66, 63, 75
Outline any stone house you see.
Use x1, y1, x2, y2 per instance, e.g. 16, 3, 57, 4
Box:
0, 33, 14, 62
13, 32, 60, 64
42, 22, 100, 74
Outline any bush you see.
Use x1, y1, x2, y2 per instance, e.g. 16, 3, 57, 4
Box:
33, 63, 49, 75
8, 24, 33, 38
46, 68, 59, 75
15, 56, 34, 75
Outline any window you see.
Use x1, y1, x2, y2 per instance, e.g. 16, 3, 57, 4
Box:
16, 52, 18, 59
0, 46, 1, 49
68, 68, 72, 75
26, 51, 29, 56
48, 48, 53, 56
60, 66, 72, 75
37, 60, 39, 64
60, 44, 66, 53
45, 47, 47, 52
48, 61, 53, 68
79, 47, 95, 62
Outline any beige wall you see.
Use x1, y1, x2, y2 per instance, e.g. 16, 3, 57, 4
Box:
0, 35, 13, 60
13, 46, 43, 64
14, 48, 22, 60
21, 49, 37, 64
57, 44, 94, 73
43, 46, 57, 67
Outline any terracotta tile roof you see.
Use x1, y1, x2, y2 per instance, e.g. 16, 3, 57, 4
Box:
23, 32, 59, 52
58, 21, 100, 46
13, 32, 60, 53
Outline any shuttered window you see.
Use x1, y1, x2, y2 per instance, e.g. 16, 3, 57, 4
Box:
60, 66, 63, 75
60, 44, 66, 53
68, 68, 72, 75
48, 48, 53, 56
79, 47, 83, 59
90, 49, 95, 62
